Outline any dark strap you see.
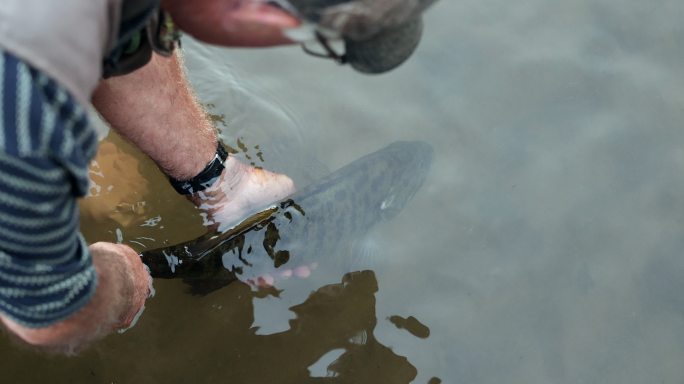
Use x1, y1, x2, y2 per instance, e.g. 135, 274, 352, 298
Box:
168, 143, 230, 195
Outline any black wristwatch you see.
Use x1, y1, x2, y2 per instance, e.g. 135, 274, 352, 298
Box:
168, 143, 229, 195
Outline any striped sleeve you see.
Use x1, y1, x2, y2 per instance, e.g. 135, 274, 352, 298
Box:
0, 50, 99, 328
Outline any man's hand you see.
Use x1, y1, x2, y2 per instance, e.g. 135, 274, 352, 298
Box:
191, 155, 296, 231
96, 243, 152, 330
1, 243, 152, 354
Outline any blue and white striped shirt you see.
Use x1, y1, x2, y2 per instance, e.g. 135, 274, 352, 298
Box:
0, 50, 98, 328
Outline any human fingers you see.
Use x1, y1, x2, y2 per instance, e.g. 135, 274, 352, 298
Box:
89, 243, 153, 330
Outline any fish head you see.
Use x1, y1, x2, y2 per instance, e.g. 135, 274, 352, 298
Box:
305, 140, 432, 225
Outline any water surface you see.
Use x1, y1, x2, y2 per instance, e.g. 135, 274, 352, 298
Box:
3, 1, 684, 383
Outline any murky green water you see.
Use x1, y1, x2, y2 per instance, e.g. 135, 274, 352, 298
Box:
4, 1, 684, 383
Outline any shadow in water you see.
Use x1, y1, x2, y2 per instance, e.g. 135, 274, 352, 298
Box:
0, 270, 424, 384
235, 270, 419, 383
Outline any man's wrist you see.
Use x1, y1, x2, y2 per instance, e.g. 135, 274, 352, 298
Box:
168, 142, 229, 195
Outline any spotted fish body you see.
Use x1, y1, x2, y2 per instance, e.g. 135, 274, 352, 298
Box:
140, 141, 433, 293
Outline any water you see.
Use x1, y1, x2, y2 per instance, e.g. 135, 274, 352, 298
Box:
3, 1, 684, 383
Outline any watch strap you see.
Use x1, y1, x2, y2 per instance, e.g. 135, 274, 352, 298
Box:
169, 143, 228, 195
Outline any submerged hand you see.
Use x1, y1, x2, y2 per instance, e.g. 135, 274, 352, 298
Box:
190, 156, 296, 231
0, 242, 152, 353
91, 243, 154, 331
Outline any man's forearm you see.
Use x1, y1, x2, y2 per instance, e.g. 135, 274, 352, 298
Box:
92, 52, 217, 180
92, 49, 295, 230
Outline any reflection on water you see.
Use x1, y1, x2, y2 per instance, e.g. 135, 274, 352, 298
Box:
1, 269, 428, 383
78, 131, 206, 250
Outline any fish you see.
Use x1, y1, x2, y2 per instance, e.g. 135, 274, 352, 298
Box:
140, 141, 433, 294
